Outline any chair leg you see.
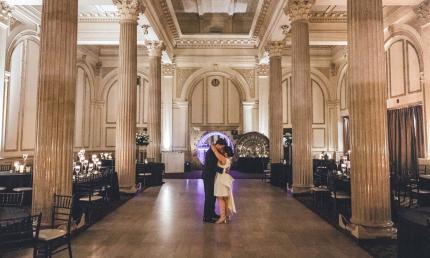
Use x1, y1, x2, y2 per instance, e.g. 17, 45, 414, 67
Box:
68, 240, 73, 258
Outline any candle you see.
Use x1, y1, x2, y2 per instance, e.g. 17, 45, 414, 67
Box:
19, 165, 24, 173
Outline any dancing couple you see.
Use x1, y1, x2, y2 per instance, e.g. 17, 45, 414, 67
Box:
202, 138, 236, 224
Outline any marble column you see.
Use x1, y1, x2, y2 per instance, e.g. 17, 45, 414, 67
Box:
286, 0, 314, 192
33, 0, 78, 222
114, 0, 143, 192
267, 42, 284, 164
416, 1, 430, 157
347, 0, 395, 239
145, 41, 164, 162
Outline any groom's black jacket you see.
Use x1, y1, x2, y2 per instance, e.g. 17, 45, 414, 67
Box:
202, 148, 222, 180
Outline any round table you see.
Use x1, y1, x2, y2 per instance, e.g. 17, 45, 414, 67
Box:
0, 207, 29, 221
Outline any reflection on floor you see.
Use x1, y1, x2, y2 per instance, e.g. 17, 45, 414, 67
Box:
8, 179, 371, 258
164, 170, 262, 179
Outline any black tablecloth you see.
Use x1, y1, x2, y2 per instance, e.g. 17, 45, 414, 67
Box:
398, 207, 430, 258
236, 158, 269, 173
0, 172, 32, 192
136, 163, 164, 186
270, 164, 292, 188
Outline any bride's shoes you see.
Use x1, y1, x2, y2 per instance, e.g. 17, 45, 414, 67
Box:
215, 217, 227, 224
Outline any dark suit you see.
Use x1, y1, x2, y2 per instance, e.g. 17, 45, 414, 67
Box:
202, 148, 222, 220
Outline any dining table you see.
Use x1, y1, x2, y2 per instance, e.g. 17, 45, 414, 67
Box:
0, 171, 32, 192
0, 207, 29, 223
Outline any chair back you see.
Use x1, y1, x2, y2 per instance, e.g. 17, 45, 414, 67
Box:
0, 213, 42, 252
0, 164, 11, 171
51, 194, 73, 235
0, 192, 24, 207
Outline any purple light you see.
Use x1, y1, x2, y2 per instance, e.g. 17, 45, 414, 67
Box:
196, 131, 234, 165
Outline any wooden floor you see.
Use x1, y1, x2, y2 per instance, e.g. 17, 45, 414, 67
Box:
8, 179, 370, 258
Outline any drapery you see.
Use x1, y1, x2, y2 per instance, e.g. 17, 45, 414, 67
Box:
343, 117, 350, 153
388, 105, 425, 179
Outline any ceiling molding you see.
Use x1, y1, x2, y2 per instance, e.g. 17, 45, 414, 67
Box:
309, 11, 347, 23
175, 38, 258, 49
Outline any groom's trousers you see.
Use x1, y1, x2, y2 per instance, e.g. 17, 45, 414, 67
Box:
203, 176, 216, 219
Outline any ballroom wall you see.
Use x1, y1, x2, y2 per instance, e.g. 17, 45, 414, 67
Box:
1, 9, 429, 162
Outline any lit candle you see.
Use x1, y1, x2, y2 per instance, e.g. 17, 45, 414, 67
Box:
19, 165, 24, 173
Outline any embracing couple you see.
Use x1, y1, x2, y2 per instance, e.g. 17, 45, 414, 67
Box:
202, 138, 236, 224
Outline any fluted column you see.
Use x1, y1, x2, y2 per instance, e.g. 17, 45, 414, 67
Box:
33, 0, 78, 223
286, 0, 314, 192
267, 42, 284, 163
347, 0, 395, 239
416, 1, 430, 157
146, 41, 164, 162
114, 0, 143, 192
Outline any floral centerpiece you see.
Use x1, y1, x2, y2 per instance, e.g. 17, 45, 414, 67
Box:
136, 132, 150, 146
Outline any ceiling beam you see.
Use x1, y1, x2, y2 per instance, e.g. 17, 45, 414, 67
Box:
5, 0, 424, 6
6, 0, 113, 5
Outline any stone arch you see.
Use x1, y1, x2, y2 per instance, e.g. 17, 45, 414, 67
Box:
76, 61, 96, 101
101, 69, 150, 100
385, 24, 424, 72
180, 67, 251, 101
5, 30, 40, 72
282, 68, 331, 101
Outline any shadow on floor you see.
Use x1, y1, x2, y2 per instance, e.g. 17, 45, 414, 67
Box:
294, 193, 398, 258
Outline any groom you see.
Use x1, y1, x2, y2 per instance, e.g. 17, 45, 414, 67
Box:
202, 138, 227, 223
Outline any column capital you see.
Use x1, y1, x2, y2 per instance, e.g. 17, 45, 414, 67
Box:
113, 0, 145, 22
145, 40, 165, 57
162, 63, 175, 76
256, 64, 270, 76
415, 1, 430, 26
285, 0, 315, 23
265, 41, 284, 57
0, 1, 12, 26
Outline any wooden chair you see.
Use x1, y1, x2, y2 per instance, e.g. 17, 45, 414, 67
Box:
0, 164, 12, 171
261, 160, 271, 183
37, 194, 73, 258
327, 173, 351, 218
75, 175, 104, 224
311, 167, 330, 208
0, 192, 24, 207
0, 213, 42, 257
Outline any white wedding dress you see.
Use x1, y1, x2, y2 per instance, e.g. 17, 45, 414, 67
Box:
214, 158, 236, 214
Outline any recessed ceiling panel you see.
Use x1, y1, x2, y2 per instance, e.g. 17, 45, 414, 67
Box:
171, 0, 258, 34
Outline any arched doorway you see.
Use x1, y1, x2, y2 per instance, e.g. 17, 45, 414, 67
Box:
194, 131, 234, 166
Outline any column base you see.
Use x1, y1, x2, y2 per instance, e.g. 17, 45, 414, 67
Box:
340, 216, 397, 239
120, 185, 137, 194
291, 185, 313, 194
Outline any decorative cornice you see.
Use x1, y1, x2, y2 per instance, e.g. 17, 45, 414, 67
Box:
0, 1, 12, 24
252, 0, 271, 38
78, 11, 120, 23
113, 0, 145, 22
174, 38, 258, 49
162, 63, 175, 76
160, 0, 179, 39
415, 0, 430, 25
285, 0, 315, 23
145, 40, 165, 57
266, 41, 284, 57
309, 11, 347, 23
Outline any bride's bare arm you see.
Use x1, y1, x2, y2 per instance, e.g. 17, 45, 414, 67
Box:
211, 144, 227, 165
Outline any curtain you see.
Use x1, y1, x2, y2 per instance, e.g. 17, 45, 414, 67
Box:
388, 105, 424, 179
343, 117, 350, 154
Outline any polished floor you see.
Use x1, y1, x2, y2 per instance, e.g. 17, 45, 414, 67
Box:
9, 179, 371, 258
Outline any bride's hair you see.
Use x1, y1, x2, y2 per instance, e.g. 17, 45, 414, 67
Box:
224, 146, 234, 158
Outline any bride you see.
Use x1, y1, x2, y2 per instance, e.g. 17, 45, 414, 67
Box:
210, 144, 236, 224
